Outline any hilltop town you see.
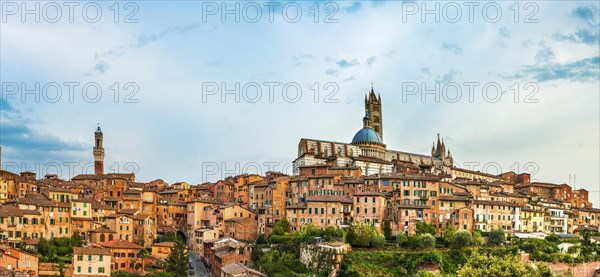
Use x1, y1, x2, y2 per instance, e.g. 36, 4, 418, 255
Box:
0, 89, 598, 276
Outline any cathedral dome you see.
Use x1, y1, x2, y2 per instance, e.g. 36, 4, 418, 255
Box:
351, 127, 383, 144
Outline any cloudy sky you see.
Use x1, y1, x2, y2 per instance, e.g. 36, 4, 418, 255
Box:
1, 1, 599, 206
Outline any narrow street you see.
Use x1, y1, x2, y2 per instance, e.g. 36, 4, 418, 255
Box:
188, 252, 210, 277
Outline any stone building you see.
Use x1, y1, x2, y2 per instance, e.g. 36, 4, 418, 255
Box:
100, 239, 144, 272
73, 245, 111, 276
293, 88, 454, 176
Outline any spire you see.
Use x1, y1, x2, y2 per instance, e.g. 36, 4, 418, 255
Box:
431, 143, 436, 156
441, 137, 446, 158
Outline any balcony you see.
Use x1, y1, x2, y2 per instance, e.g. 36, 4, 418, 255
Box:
7, 222, 16, 227
342, 208, 351, 214
419, 195, 429, 200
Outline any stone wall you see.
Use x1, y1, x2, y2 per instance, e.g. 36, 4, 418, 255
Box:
299, 242, 351, 275
547, 261, 600, 277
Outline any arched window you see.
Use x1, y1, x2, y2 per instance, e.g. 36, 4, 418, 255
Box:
109, 234, 114, 241
100, 234, 105, 242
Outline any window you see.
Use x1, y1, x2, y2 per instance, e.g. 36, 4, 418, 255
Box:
88, 255, 92, 261
332, 208, 336, 214
88, 267, 92, 273
98, 267, 105, 273
99, 255, 103, 262
372, 208, 376, 213
77, 255, 83, 261
77, 266, 81, 273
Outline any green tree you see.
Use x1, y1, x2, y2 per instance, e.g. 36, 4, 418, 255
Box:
488, 228, 506, 246
347, 225, 376, 248
272, 218, 291, 236
137, 248, 149, 271
257, 249, 308, 276
155, 232, 178, 243
370, 235, 386, 249
396, 232, 407, 246
72, 231, 84, 247
418, 234, 436, 249
458, 252, 553, 277
255, 234, 268, 244
451, 230, 473, 249
416, 221, 437, 236
544, 234, 560, 244
111, 271, 130, 277
442, 225, 457, 245
165, 239, 187, 276
472, 230, 484, 246
383, 221, 393, 241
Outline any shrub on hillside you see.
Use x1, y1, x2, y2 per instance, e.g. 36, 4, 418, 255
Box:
451, 231, 473, 249
371, 235, 386, 249
418, 234, 436, 249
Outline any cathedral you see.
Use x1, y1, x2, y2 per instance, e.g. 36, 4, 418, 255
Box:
292, 87, 454, 176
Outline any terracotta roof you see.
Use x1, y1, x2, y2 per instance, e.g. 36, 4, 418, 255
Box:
221, 263, 266, 277
16, 193, 54, 206
100, 239, 142, 249
353, 191, 389, 197
92, 200, 115, 210
118, 209, 138, 215
90, 227, 117, 233
438, 195, 471, 202
72, 173, 134, 180
451, 167, 501, 179
74, 246, 111, 255
0, 205, 25, 217
152, 242, 175, 247
306, 195, 353, 204
474, 200, 517, 207
48, 187, 74, 193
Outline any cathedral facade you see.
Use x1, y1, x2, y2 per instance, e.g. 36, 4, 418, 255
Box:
292, 87, 454, 176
